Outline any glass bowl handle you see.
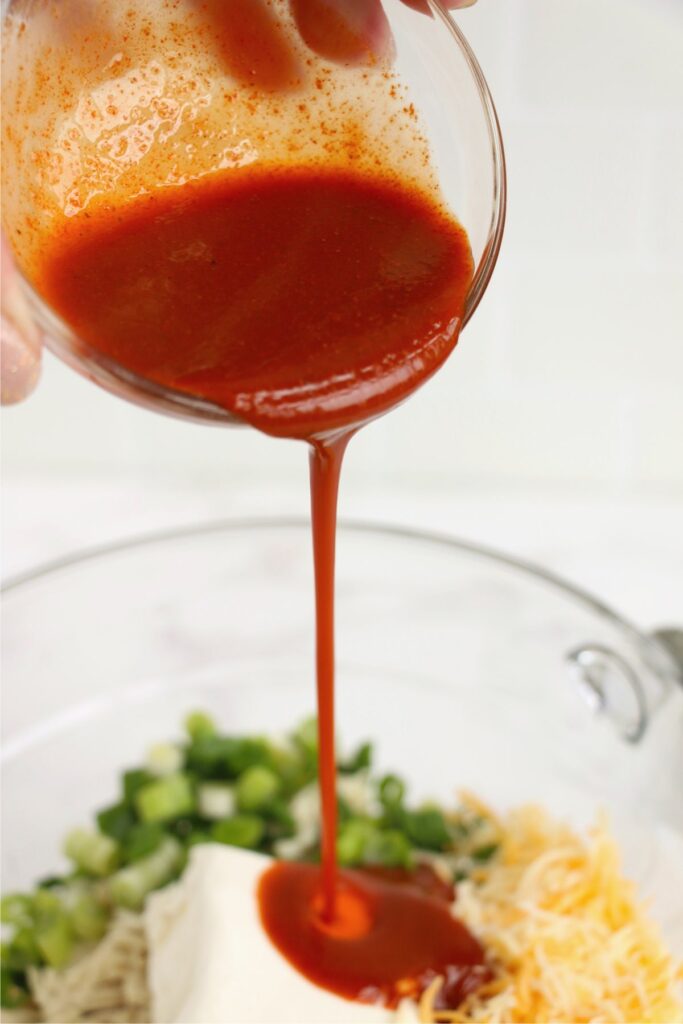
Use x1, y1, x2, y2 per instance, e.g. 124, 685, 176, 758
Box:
652, 628, 683, 687
566, 627, 683, 745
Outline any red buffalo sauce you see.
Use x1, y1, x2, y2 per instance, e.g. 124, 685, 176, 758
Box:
38, 168, 472, 439
259, 861, 488, 1008
37, 165, 481, 1008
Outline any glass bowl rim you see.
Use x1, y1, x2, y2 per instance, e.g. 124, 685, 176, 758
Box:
1, 516, 673, 679
431, 0, 507, 327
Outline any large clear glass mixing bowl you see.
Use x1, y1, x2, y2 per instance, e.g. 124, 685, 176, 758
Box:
2, 521, 682, 950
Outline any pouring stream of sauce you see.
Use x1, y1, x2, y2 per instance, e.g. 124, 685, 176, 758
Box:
309, 433, 352, 921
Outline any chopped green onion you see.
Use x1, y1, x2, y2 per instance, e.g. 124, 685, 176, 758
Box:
1, 931, 41, 970
35, 914, 73, 969
135, 773, 195, 824
211, 815, 265, 850
70, 894, 109, 942
123, 822, 165, 863
336, 820, 375, 866
123, 768, 154, 805
337, 820, 413, 869
186, 735, 274, 779
292, 717, 318, 758
0, 895, 33, 930
109, 836, 184, 910
270, 744, 312, 796
404, 808, 451, 851
37, 875, 67, 891
471, 843, 500, 863
336, 796, 354, 824
338, 742, 373, 774
186, 831, 213, 848
1, 966, 30, 1009
197, 782, 236, 820
96, 802, 136, 843
185, 710, 217, 741
168, 817, 200, 842
32, 890, 62, 916
379, 774, 406, 808
365, 829, 414, 869
236, 765, 280, 812
146, 742, 184, 778
64, 829, 120, 877
262, 800, 296, 840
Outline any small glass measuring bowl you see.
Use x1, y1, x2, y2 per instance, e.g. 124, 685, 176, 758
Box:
1, 0, 505, 424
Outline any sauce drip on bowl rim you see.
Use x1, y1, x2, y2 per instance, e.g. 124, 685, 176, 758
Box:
37, 164, 479, 1007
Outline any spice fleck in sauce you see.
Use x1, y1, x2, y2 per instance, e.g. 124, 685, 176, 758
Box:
37, 164, 479, 1007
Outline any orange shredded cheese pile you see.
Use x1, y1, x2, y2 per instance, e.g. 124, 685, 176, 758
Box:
420, 804, 683, 1024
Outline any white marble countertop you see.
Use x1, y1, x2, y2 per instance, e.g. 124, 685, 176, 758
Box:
3, 477, 682, 636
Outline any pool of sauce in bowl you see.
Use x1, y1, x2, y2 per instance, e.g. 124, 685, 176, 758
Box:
37, 160, 479, 1009
259, 861, 488, 1008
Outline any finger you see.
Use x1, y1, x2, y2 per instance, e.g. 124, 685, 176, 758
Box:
289, 0, 393, 66
187, 0, 303, 91
1, 318, 42, 405
1, 239, 42, 405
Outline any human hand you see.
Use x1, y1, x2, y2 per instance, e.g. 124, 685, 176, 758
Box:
1, 236, 42, 405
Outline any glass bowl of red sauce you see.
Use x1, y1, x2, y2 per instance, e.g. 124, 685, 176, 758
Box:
1, 0, 505, 430
3, 520, 682, 953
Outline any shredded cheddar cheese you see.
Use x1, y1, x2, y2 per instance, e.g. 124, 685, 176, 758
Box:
419, 805, 683, 1024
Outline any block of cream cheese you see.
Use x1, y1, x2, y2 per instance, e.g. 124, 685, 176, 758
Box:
146, 844, 393, 1023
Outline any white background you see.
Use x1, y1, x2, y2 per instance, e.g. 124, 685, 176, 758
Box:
2, 0, 683, 628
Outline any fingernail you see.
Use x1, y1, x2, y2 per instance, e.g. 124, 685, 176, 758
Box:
1, 318, 42, 405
